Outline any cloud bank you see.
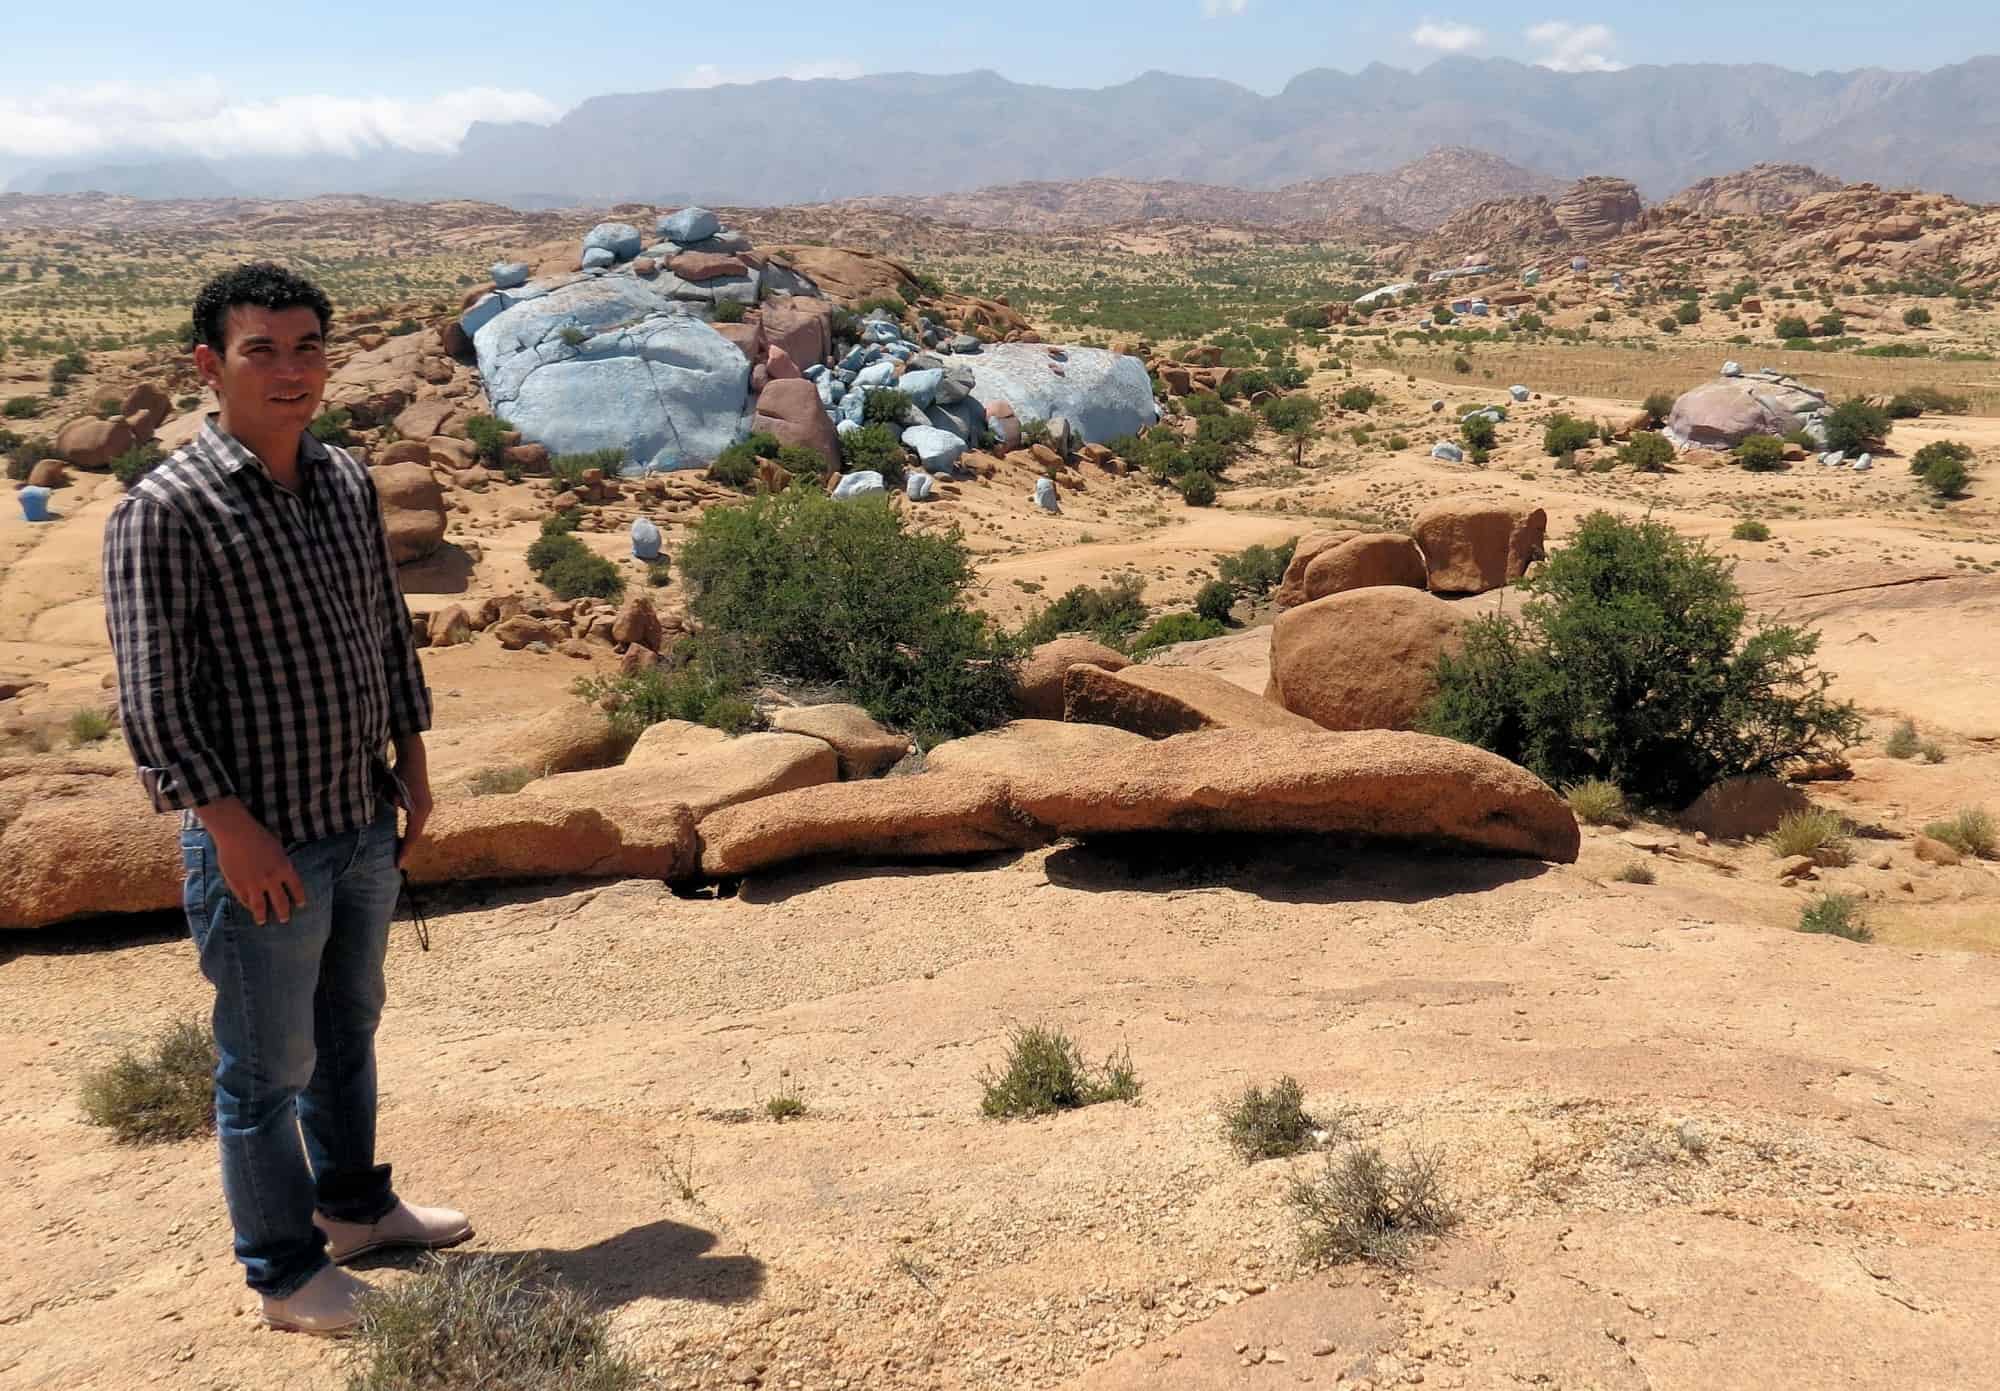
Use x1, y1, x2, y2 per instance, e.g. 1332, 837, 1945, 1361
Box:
1526, 21, 1624, 73
0, 79, 561, 162
1412, 21, 1486, 53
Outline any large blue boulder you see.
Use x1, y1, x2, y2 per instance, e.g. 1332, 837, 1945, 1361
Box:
968, 345, 1158, 444
580, 247, 616, 271
901, 426, 966, 473
854, 360, 898, 390
659, 207, 721, 244
467, 276, 750, 473
832, 471, 886, 500
896, 368, 944, 408
490, 261, 530, 290
583, 222, 643, 262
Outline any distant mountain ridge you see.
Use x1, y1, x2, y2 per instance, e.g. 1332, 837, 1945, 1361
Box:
10, 57, 2000, 207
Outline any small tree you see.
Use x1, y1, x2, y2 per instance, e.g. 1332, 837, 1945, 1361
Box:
1773, 315, 1811, 340
1921, 454, 1970, 499
1674, 301, 1701, 326
1194, 579, 1236, 625
1814, 312, 1846, 338
1642, 390, 1676, 426
1822, 399, 1891, 454
1261, 395, 1322, 465
1420, 512, 1861, 806
1461, 414, 1498, 450
1735, 434, 1786, 471
1619, 431, 1675, 472
1543, 414, 1595, 457
1903, 305, 1932, 328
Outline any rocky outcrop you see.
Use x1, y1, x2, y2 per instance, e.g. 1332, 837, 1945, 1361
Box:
1273, 530, 1356, 610
925, 719, 1151, 780
966, 344, 1160, 444
425, 707, 627, 795
1300, 533, 1428, 603
1665, 375, 1828, 450
1016, 639, 1129, 718
1552, 176, 1644, 242
696, 727, 1580, 876
752, 377, 841, 470
770, 704, 910, 779
1657, 163, 1844, 220
523, 733, 837, 823
403, 797, 696, 885
1063, 663, 1321, 739
370, 461, 448, 565
53, 417, 137, 470
1412, 503, 1548, 595
1268, 588, 1470, 733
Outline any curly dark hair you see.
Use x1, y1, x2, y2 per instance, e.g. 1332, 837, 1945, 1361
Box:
191, 262, 333, 353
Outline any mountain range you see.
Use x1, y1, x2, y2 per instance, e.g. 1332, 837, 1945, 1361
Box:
9, 57, 2000, 208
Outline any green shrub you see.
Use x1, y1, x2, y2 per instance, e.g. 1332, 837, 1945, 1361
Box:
1564, 778, 1626, 826
854, 294, 907, 319
307, 406, 351, 446
979, 1025, 1140, 1118
1179, 472, 1217, 507
1222, 1076, 1321, 1162
1822, 399, 1891, 454
1890, 386, 1967, 416
1021, 574, 1148, 647
1131, 611, 1225, 655
1336, 386, 1380, 413
1288, 1143, 1456, 1268
1903, 306, 1932, 327
1451, 355, 1472, 375
1542, 414, 1595, 457
1194, 579, 1237, 625
1768, 807, 1851, 865
838, 422, 907, 480
764, 1080, 807, 1122
1642, 390, 1676, 425
549, 447, 625, 492
862, 388, 913, 426
67, 708, 112, 744
558, 325, 587, 347
541, 507, 582, 537
110, 443, 165, 487
79, 1020, 216, 1144
1461, 414, 1497, 450
1924, 807, 1996, 859
539, 544, 625, 602
646, 558, 672, 588
1773, 315, 1810, 340
1735, 434, 1786, 471
1620, 431, 1675, 472
1921, 454, 1970, 498
1883, 719, 1920, 759
1656, 316, 1680, 334
710, 431, 783, 488
1798, 893, 1870, 943
577, 633, 760, 738
463, 413, 513, 467
680, 487, 1020, 745
1815, 313, 1846, 338
1909, 440, 1971, 475
346, 1254, 642, 1391
711, 298, 746, 324
466, 766, 537, 796
1674, 301, 1702, 326
1421, 513, 1860, 805
1284, 304, 1332, 330
1731, 518, 1772, 542
1217, 539, 1297, 598
1613, 859, 1657, 885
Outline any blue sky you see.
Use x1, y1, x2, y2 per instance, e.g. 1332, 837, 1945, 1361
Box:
3, 1, 1997, 172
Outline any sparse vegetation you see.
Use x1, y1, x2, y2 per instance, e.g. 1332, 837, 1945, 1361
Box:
1460, 413, 1497, 450
1130, 611, 1226, 656
577, 633, 760, 738
1924, 808, 1996, 859
1222, 1076, 1322, 1162
1883, 719, 1921, 759
3, 396, 41, 419
79, 1020, 216, 1144
463, 413, 513, 468
1642, 390, 1676, 425
1423, 513, 1860, 805
1735, 434, 1786, 471
1768, 807, 1851, 865
1620, 431, 1675, 472
1731, 518, 1772, 541
549, 448, 625, 492
711, 298, 746, 324
1798, 893, 1870, 943
1217, 539, 1297, 599
345, 1255, 642, 1391
109, 443, 165, 487
1613, 860, 1657, 884
66, 708, 111, 744
1542, 413, 1595, 457
979, 1025, 1141, 1118
1287, 1143, 1457, 1268
1822, 398, 1891, 454
307, 405, 352, 446
764, 1080, 807, 1122
466, 766, 537, 796
1193, 579, 1237, 625
1564, 778, 1627, 826
1021, 574, 1148, 648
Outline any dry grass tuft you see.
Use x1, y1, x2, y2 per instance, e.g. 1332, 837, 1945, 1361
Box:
980, 1024, 1141, 1118
1222, 1076, 1325, 1162
1924, 808, 1996, 860
79, 1020, 215, 1143
1288, 1142, 1459, 1268
1565, 779, 1627, 827
1768, 807, 1851, 865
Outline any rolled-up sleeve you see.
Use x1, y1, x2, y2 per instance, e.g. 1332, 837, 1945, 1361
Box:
101, 496, 236, 811
363, 475, 432, 740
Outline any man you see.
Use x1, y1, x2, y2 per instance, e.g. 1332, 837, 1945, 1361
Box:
103, 263, 469, 1335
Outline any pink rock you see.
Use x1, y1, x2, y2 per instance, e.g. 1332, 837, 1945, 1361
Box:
764, 345, 803, 381
987, 398, 1021, 451
761, 300, 832, 369
752, 378, 841, 471
669, 252, 749, 283
711, 321, 766, 362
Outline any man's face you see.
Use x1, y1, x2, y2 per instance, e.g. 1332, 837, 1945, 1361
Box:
194, 305, 328, 438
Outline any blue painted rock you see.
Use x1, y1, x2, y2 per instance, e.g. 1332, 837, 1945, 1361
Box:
1508, 385, 1531, 402
897, 368, 944, 407
833, 471, 886, 500
580, 247, 616, 271
947, 333, 982, 354
468, 277, 751, 473
490, 262, 530, 290
901, 425, 966, 473
658, 207, 721, 244
19, 485, 51, 522
1033, 477, 1061, 513
1431, 442, 1465, 463
631, 517, 663, 561
582, 222, 643, 262
906, 472, 936, 501
854, 360, 898, 390
968, 344, 1158, 445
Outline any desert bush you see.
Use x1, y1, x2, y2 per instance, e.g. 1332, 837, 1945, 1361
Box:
1542, 414, 1595, 457
854, 294, 907, 319
1421, 513, 1860, 805
1909, 440, 1971, 475
1883, 719, 1921, 759
1903, 306, 1932, 327
862, 388, 913, 427
1768, 807, 1851, 865
764, 1080, 807, 1122
558, 325, 588, 347
1822, 399, 1891, 454
549, 448, 625, 492
1460, 414, 1497, 450
577, 633, 760, 738
1731, 518, 1771, 541
1217, 539, 1297, 598
466, 766, 537, 796
711, 298, 747, 324
1451, 355, 1472, 375
1656, 316, 1680, 334
79, 1020, 215, 1144
1642, 390, 1677, 425
4, 395, 43, 418
680, 487, 1020, 744
1674, 301, 1702, 326
1620, 431, 1675, 472
463, 413, 513, 467
1179, 472, 1217, 507
1798, 893, 1870, 943
838, 422, 907, 480
1287, 1143, 1457, 1268
1920, 454, 1970, 499
1223, 1076, 1322, 1162
526, 529, 624, 602
1735, 434, 1786, 472
1020, 574, 1148, 647
1194, 578, 1237, 625
308, 406, 352, 446
1889, 385, 1967, 416
104, 442, 165, 488
1924, 808, 1996, 859
1284, 303, 1332, 330
646, 558, 672, 588
710, 431, 783, 489
1337, 385, 1380, 413
1772, 315, 1810, 340
1564, 778, 1627, 826
1815, 312, 1846, 338
67, 708, 111, 744
346, 1254, 641, 1391
979, 1024, 1140, 1118
1613, 860, 1657, 884
1130, 611, 1225, 656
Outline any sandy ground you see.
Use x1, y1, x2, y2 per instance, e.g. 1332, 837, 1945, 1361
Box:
4, 368, 1999, 1389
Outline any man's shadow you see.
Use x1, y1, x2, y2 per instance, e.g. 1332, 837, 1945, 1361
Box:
351, 1218, 764, 1310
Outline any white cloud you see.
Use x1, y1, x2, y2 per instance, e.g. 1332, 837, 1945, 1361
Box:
1526, 21, 1624, 72
677, 60, 866, 89
1202, 0, 1249, 16
0, 78, 560, 162
1411, 20, 1486, 53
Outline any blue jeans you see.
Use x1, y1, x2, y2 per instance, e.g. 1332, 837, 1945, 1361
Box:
181, 805, 403, 1296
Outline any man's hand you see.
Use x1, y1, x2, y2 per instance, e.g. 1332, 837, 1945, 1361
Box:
198, 799, 306, 925
393, 735, 432, 869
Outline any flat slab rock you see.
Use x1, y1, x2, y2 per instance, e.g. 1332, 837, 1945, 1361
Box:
697, 726, 1581, 876
1064, 662, 1322, 739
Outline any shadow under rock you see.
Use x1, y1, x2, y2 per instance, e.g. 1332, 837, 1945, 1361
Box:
352, 1219, 765, 1310
1042, 832, 1558, 906
397, 542, 477, 596
0, 907, 186, 967
730, 850, 1035, 905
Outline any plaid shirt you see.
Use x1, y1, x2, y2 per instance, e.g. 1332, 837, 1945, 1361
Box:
102, 417, 431, 847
